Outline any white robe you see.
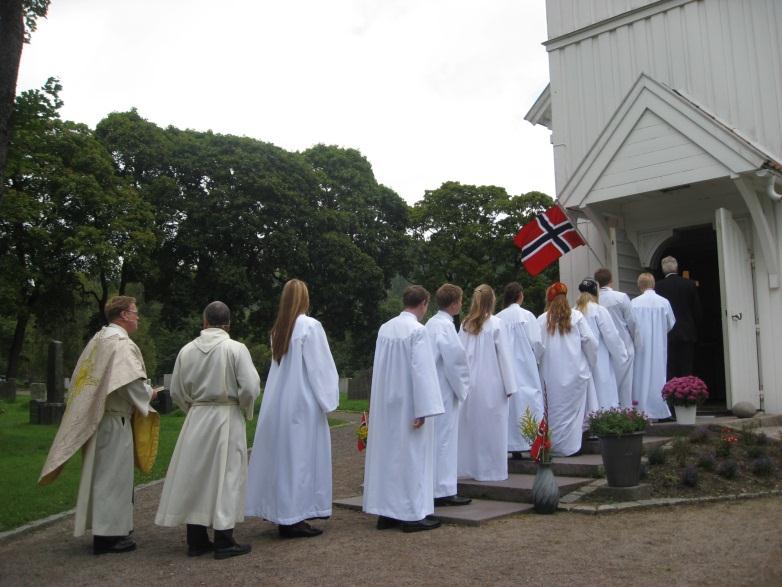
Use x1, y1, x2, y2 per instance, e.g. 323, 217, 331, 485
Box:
631, 290, 675, 419
457, 315, 517, 481
425, 310, 470, 499
362, 311, 444, 522
155, 328, 260, 531
74, 324, 152, 538
600, 286, 639, 408
578, 301, 628, 411
496, 304, 544, 452
537, 310, 598, 457
245, 315, 339, 525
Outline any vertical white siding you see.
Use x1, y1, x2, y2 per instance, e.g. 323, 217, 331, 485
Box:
548, 0, 782, 195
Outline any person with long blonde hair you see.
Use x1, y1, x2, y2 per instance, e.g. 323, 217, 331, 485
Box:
245, 279, 339, 539
537, 282, 598, 456
574, 278, 628, 411
457, 284, 517, 481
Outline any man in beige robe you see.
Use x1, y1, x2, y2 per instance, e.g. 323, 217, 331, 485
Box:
155, 301, 260, 559
39, 296, 155, 555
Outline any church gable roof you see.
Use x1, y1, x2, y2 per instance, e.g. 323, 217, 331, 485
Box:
558, 73, 780, 208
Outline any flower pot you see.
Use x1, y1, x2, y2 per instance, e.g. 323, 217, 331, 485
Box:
531, 462, 559, 514
599, 432, 644, 487
674, 404, 697, 425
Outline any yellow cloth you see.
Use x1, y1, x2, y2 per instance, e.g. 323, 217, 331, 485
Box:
132, 408, 160, 473
39, 326, 147, 485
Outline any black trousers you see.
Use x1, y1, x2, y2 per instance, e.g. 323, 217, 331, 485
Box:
187, 524, 234, 549
667, 338, 695, 379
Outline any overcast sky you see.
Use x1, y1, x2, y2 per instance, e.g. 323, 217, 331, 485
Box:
18, 0, 554, 204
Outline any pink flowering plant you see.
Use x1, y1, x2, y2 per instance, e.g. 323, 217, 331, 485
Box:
588, 404, 648, 436
661, 376, 709, 406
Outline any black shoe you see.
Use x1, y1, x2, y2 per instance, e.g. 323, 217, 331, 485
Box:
187, 541, 214, 557
434, 495, 472, 507
401, 518, 441, 533
510, 451, 525, 460
278, 521, 323, 539
93, 537, 137, 555
214, 543, 251, 560
376, 516, 401, 530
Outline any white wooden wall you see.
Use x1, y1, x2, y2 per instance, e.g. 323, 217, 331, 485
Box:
547, 0, 782, 194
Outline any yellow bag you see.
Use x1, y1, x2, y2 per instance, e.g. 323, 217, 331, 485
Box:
132, 407, 160, 473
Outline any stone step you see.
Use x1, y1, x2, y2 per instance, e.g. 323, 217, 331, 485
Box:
332, 495, 533, 526
508, 453, 604, 478
457, 473, 592, 503
647, 413, 782, 435
580, 435, 672, 455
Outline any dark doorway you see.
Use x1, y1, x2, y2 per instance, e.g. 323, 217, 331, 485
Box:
653, 225, 726, 408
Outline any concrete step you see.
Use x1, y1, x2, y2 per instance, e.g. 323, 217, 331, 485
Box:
647, 413, 782, 435
457, 473, 592, 503
508, 453, 604, 478
332, 495, 533, 526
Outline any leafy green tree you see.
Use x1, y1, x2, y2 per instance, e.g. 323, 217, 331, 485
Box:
411, 182, 556, 315
0, 0, 50, 200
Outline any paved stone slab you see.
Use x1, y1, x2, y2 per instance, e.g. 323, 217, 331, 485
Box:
508, 453, 604, 477
332, 495, 532, 526
457, 473, 592, 503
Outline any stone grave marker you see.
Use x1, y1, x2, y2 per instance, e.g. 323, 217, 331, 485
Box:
347, 368, 372, 400
30, 382, 47, 402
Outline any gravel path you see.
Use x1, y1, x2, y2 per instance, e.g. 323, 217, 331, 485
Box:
1, 411, 781, 586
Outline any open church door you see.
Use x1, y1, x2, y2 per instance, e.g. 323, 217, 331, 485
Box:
715, 208, 759, 408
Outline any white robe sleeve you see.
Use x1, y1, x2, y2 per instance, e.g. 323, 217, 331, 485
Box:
169, 349, 191, 414
665, 301, 676, 332
437, 328, 470, 402
126, 379, 153, 416
577, 315, 599, 372
235, 344, 261, 420
596, 306, 628, 365
523, 315, 543, 362
493, 322, 518, 396
303, 321, 340, 414
410, 328, 445, 419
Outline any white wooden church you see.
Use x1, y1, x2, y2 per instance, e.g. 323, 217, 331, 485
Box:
526, 0, 782, 413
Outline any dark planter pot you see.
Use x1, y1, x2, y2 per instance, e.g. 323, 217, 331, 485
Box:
531, 462, 559, 514
599, 432, 644, 487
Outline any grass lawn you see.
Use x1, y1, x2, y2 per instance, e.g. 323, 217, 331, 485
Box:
338, 393, 368, 413
0, 395, 350, 532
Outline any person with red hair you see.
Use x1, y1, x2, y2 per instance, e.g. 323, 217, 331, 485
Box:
537, 282, 599, 456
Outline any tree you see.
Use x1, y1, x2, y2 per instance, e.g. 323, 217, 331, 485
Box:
411, 182, 556, 314
0, 0, 50, 201
1, 80, 155, 380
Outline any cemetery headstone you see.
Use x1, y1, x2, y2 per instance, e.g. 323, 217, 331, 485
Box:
347, 368, 372, 400
31, 341, 66, 425
30, 382, 47, 402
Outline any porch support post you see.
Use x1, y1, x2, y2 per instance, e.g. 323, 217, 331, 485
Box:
582, 205, 611, 267
732, 174, 780, 289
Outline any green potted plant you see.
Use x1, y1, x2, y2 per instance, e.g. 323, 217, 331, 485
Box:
662, 376, 709, 425
587, 403, 648, 487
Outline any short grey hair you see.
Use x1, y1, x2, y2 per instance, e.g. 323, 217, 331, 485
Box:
203, 301, 231, 327
661, 256, 678, 274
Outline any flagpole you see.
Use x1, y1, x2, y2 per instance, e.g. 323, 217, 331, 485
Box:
559, 204, 605, 267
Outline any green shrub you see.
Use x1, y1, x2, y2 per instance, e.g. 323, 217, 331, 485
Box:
745, 445, 766, 460
697, 451, 716, 472
689, 426, 710, 444
647, 446, 667, 466
751, 456, 775, 477
680, 464, 699, 487
670, 437, 691, 467
717, 460, 738, 479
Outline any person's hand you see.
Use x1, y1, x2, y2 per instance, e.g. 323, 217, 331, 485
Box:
412, 417, 425, 428
151, 385, 164, 401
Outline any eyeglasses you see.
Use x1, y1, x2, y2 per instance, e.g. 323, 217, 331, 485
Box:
124, 309, 139, 316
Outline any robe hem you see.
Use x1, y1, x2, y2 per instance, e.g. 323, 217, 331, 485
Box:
245, 508, 332, 526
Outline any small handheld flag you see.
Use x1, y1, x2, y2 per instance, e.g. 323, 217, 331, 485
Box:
356, 412, 368, 452
513, 204, 585, 276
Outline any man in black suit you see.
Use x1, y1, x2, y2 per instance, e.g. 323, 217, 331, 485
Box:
655, 256, 702, 378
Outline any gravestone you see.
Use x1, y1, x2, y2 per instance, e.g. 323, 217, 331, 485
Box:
30, 383, 47, 402
163, 373, 172, 390
347, 368, 372, 400
0, 380, 16, 402
338, 378, 349, 395
31, 341, 66, 425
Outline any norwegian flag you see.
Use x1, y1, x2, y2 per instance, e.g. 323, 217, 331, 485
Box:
530, 417, 551, 462
513, 205, 585, 276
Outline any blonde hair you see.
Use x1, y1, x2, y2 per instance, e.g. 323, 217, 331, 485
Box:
575, 291, 597, 313
637, 272, 655, 292
545, 294, 572, 336
462, 284, 495, 335
270, 279, 310, 363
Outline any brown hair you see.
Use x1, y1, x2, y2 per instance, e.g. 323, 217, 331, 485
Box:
594, 267, 612, 287
503, 282, 523, 308
545, 294, 572, 336
403, 285, 430, 308
203, 301, 231, 327
435, 284, 462, 309
462, 284, 495, 335
271, 279, 310, 363
104, 296, 136, 322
